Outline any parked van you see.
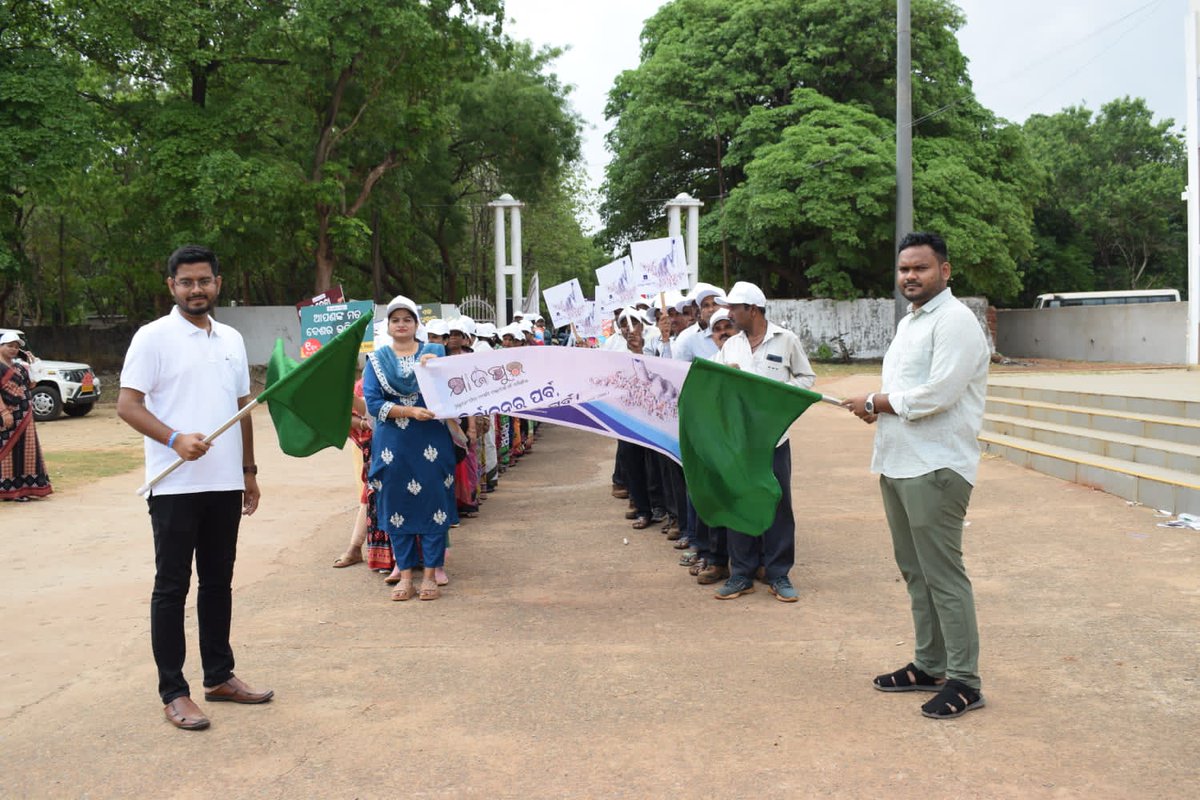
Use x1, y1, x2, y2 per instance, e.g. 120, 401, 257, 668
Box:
1033, 289, 1180, 309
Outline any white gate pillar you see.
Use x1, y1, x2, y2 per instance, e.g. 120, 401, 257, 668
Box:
488, 193, 524, 326
664, 192, 704, 287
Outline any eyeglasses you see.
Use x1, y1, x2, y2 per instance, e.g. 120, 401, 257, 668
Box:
174, 277, 215, 289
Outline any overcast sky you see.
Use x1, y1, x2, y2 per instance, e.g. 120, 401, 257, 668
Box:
503, 0, 1189, 229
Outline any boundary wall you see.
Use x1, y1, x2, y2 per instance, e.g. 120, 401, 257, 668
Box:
995, 303, 1189, 364
17, 296, 998, 369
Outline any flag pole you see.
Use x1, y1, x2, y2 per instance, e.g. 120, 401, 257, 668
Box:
135, 399, 261, 496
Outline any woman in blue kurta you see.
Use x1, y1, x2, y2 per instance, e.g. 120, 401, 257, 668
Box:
363, 296, 458, 601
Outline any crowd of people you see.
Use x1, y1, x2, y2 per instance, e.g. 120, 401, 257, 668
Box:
330, 299, 554, 601
598, 279, 817, 603
116, 232, 989, 730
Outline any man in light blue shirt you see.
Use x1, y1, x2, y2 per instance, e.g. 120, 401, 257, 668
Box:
844, 232, 990, 720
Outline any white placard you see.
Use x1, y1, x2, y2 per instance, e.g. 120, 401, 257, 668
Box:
629, 237, 689, 295
542, 278, 589, 328
594, 256, 640, 311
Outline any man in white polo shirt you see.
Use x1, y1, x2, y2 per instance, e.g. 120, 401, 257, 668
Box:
712, 281, 815, 603
117, 245, 272, 732
843, 231, 989, 720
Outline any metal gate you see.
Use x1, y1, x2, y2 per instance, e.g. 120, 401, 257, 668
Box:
457, 295, 496, 324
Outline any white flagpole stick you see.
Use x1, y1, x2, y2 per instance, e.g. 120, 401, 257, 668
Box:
135, 399, 262, 496
819, 394, 844, 406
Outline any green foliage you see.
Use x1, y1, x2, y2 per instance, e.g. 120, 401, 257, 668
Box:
3, 0, 585, 323
601, 0, 1035, 303
1022, 98, 1186, 301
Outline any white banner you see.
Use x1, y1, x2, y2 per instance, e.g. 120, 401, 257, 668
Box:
417, 346, 690, 461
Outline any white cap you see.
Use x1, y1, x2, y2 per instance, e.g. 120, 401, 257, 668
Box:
617, 308, 650, 328
533, 314, 544, 323
425, 319, 450, 337
709, 308, 734, 326
691, 283, 725, 305
517, 318, 534, 334
475, 322, 498, 339
650, 290, 684, 319
385, 294, 420, 320
716, 281, 767, 308
0, 330, 24, 346
499, 324, 522, 340
448, 316, 476, 337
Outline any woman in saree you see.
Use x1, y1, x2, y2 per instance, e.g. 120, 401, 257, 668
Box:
0, 331, 52, 501
362, 296, 458, 601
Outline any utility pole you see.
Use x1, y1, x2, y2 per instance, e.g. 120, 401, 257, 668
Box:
895, 0, 914, 328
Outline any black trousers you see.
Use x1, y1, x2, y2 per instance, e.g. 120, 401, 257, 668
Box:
616, 440, 652, 518
727, 442, 794, 581
147, 490, 243, 704
651, 453, 686, 522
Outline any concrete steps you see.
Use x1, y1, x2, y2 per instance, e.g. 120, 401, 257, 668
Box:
979, 378, 1200, 515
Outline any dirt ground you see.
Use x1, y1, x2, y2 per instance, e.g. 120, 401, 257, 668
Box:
2, 373, 1198, 799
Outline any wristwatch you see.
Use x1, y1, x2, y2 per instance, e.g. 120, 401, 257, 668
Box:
865, 393, 876, 415
242, 465, 258, 475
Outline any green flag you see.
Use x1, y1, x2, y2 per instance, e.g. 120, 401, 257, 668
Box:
678, 358, 823, 536
259, 313, 372, 457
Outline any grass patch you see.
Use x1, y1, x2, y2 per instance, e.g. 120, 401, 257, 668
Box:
44, 447, 143, 491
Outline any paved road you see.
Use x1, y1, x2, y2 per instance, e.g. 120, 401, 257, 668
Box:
2, 375, 1197, 798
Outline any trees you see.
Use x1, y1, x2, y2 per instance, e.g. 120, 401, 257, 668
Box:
601, 0, 1037, 302
0, 1, 95, 324
3, 0, 586, 322
1022, 99, 1186, 301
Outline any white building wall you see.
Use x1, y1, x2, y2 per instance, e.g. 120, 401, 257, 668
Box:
996, 303, 1189, 364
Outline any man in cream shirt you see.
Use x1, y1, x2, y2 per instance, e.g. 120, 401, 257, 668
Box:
843, 231, 990, 720
712, 281, 815, 603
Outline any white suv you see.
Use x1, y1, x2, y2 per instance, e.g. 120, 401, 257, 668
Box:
0, 328, 102, 421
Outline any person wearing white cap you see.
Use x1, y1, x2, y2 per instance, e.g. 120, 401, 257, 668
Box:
445, 316, 484, 531
710, 280, 815, 603
469, 322, 501, 491
363, 294, 458, 602
446, 317, 476, 356
1, 329, 52, 502
609, 313, 659, 529
673, 283, 725, 363
424, 318, 450, 346
662, 284, 724, 554
685, 306, 739, 585
516, 316, 536, 346
648, 291, 684, 357
473, 322, 498, 352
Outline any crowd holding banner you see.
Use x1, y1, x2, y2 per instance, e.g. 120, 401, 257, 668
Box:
323, 264, 831, 610
120, 234, 990, 726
